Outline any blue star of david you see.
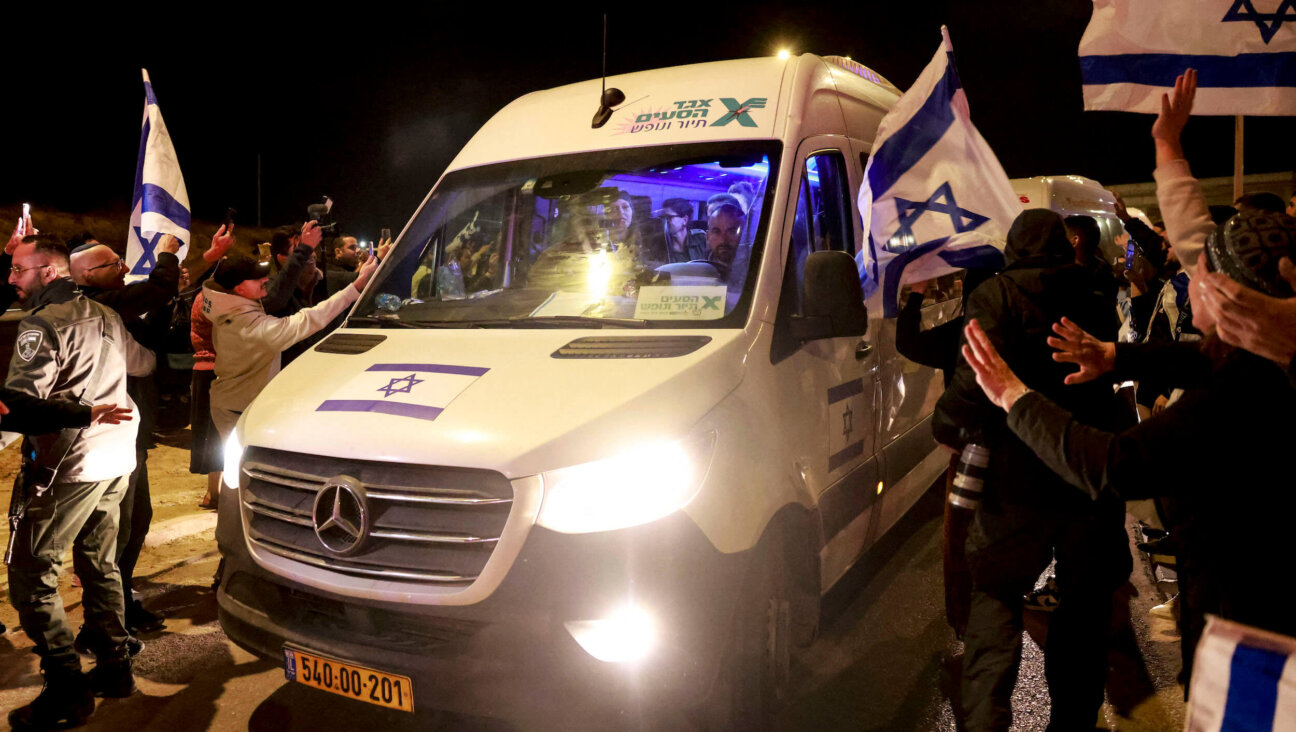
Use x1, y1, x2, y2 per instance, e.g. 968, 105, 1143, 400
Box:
130, 226, 165, 275
1223, 0, 1296, 43
888, 182, 989, 253
376, 373, 424, 398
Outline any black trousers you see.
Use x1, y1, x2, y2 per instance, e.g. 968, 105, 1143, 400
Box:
959, 497, 1130, 732
115, 448, 152, 601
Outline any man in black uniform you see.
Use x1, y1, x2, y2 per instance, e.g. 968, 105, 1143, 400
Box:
70, 238, 181, 634
5, 235, 156, 731
933, 210, 1132, 731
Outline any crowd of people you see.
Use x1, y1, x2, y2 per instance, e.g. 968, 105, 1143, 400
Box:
0, 210, 381, 730
1, 66, 1294, 731
907, 69, 1296, 730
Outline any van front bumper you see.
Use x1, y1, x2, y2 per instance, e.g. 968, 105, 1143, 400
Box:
216, 505, 747, 721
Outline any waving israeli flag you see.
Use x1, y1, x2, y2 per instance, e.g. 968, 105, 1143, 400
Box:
858, 27, 1019, 317
1186, 616, 1296, 731
125, 69, 190, 278
1080, 0, 1296, 115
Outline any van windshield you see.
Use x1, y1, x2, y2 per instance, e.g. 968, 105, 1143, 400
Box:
352, 142, 779, 329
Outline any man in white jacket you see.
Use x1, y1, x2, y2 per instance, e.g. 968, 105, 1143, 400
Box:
202, 254, 378, 442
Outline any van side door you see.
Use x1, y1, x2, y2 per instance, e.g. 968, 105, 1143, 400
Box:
769, 140, 882, 593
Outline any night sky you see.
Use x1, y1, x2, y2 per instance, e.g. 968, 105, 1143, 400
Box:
6, 3, 1291, 244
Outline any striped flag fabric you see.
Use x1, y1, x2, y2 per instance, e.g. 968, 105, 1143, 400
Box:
125, 69, 190, 279
857, 27, 1019, 317
1079, 0, 1296, 115
1186, 616, 1296, 731
316, 363, 490, 422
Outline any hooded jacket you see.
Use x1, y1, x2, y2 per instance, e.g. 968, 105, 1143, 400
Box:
933, 209, 1127, 511
4, 278, 155, 483
202, 278, 358, 412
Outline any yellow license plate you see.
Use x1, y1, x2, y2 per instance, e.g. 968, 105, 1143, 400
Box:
283, 647, 414, 713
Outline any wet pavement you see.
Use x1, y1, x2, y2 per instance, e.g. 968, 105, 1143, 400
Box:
0, 475, 1185, 731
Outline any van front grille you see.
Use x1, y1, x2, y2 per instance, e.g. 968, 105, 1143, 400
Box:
239, 447, 512, 585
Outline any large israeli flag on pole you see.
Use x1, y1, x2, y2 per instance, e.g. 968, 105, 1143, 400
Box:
1185, 616, 1296, 731
1080, 0, 1296, 115
858, 27, 1020, 318
125, 69, 190, 279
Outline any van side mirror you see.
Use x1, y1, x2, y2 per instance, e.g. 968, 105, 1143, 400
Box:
790, 250, 868, 342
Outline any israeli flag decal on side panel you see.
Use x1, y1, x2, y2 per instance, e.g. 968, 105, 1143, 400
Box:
316, 364, 490, 422
827, 379, 867, 473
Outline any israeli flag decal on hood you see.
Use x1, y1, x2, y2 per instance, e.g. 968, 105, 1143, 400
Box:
125, 69, 191, 279
317, 364, 490, 422
857, 26, 1019, 317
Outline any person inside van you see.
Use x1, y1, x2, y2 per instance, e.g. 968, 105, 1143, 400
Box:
659, 198, 707, 263
704, 196, 745, 281
604, 191, 635, 244
436, 244, 472, 299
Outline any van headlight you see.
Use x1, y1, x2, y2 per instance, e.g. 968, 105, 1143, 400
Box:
535, 434, 714, 534
222, 430, 244, 490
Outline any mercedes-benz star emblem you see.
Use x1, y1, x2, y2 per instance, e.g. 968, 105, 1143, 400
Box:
312, 476, 369, 557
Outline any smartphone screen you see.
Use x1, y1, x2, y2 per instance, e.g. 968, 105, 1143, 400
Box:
1124, 241, 1135, 270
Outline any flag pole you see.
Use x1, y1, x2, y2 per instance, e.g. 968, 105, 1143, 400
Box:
1233, 115, 1244, 202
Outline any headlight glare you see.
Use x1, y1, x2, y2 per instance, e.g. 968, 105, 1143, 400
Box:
535, 436, 711, 534
222, 431, 244, 490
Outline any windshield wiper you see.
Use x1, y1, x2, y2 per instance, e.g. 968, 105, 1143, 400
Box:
348, 315, 476, 329
511, 315, 650, 328
349, 315, 649, 329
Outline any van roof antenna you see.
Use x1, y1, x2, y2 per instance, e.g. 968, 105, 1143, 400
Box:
592, 13, 625, 129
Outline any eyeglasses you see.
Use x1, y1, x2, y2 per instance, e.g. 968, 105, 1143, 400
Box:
10, 263, 54, 275
85, 258, 126, 273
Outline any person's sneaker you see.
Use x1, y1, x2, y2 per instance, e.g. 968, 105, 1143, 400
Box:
126, 601, 165, 634
7, 666, 94, 731
88, 657, 136, 699
74, 626, 144, 658
1150, 595, 1180, 622
1023, 576, 1061, 612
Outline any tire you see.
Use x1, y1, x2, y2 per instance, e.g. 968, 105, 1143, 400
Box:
697, 534, 793, 731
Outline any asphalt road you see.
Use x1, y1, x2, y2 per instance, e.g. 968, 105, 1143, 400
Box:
0, 487, 1185, 731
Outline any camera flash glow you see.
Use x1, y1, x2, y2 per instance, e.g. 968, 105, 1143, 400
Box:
777, 49, 791, 60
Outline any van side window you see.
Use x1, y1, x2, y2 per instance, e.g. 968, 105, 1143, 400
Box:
780, 151, 853, 318
805, 153, 853, 256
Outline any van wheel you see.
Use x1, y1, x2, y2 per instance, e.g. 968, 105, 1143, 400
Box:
697, 538, 792, 731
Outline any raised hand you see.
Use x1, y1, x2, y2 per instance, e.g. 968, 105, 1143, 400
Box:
353, 251, 380, 292
91, 404, 134, 425
301, 221, 323, 249
1152, 68, 1196, 162
1047, 317, 1116, 384
1198, 260, 1296, 367
158, 234, 182, 255
962, 319, 1032, 412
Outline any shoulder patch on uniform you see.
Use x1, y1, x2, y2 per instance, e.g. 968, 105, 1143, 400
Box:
16, 330, 43, 361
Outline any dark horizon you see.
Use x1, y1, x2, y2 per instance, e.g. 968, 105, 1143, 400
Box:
5, 3, 1291, 246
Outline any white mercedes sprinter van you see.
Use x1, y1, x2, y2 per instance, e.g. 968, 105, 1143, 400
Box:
216, 54, 953, 727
